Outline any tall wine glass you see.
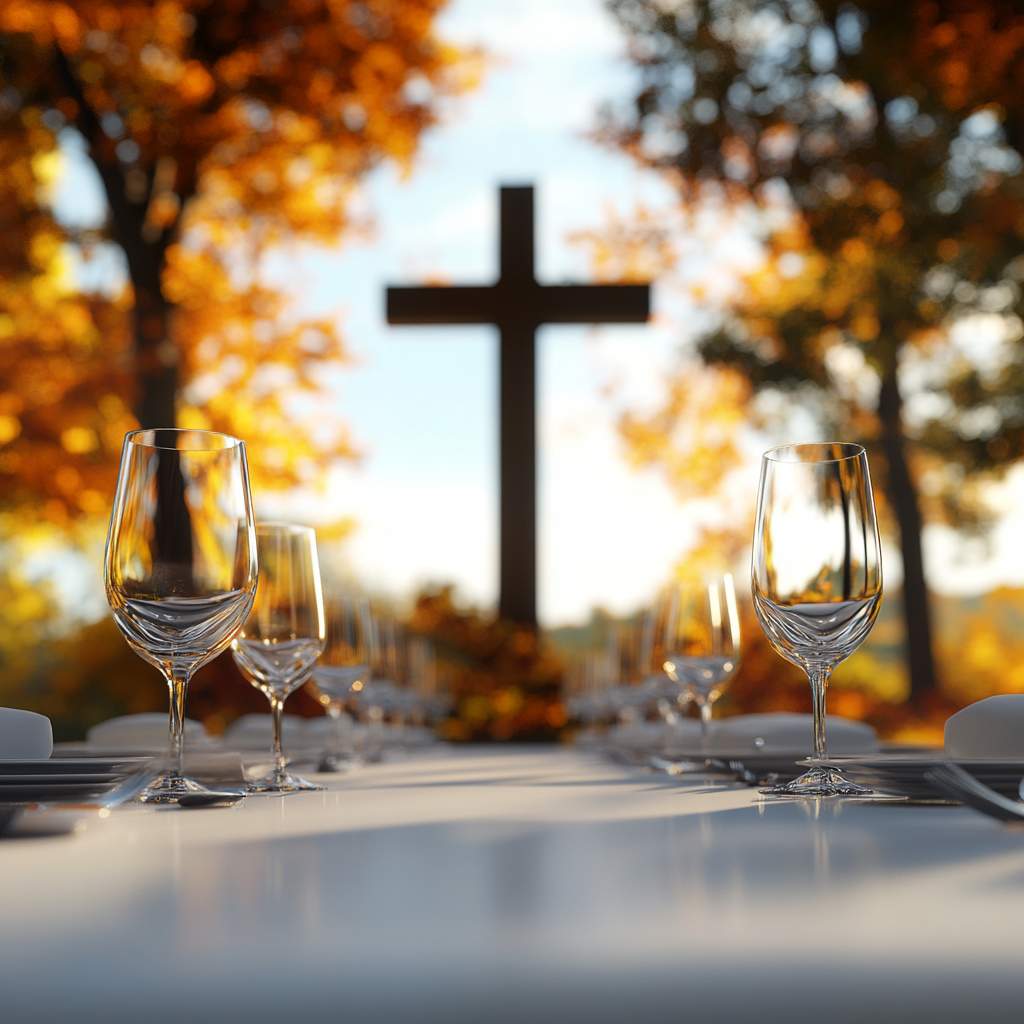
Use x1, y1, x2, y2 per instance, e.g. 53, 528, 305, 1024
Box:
306, 597, 372, 772
105, 429, 257, 803
752, 443, 882, 795
662, 574, 741, 742
232, 523, 325, 793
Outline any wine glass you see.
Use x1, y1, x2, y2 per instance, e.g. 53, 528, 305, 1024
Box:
752, 442, 882, 796
231, 523, 325, 792
104, 429, 258, 803
662, 574, 741, 744
306, 597, 372, 772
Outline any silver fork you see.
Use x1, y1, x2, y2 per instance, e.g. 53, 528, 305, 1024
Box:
923, 762, 1024, 823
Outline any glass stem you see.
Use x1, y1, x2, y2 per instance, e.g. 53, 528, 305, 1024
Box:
809, 664, 831, 760
328, 704, 342, 757
698, 701, 713, 737
166, 667, 190, 780
271, 696, 286, 777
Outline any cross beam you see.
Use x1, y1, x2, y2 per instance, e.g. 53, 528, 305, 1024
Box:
387, 186, 650, 626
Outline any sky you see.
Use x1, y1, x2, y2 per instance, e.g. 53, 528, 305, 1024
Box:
256, 0, 723, 624
49, 0, 1024, 626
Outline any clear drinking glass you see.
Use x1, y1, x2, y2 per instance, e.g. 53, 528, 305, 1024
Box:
231, 523, 325, 793
662, 574, 741, 741
104, 429, 258, 803
752, 442, 882, 796
306, 597, 372, 772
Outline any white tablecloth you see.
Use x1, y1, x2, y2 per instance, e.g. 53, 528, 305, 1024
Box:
2, 746, 1023, 1022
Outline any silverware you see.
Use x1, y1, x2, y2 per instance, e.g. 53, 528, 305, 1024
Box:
646, 755, 759, 786
176, 790, 246, 808
923, 763, 1024, 823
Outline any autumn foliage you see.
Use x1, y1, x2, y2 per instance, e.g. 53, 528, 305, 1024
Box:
0, 1, 476, 733
0, 0, 467, 521
600, 0, 1024, 705
408, 587, 567, 742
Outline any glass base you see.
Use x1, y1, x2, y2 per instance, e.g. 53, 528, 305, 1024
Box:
247, 771, 324, 793
139, 774, 214, 804
316, 753, 363, 773
762, 765, 873, 797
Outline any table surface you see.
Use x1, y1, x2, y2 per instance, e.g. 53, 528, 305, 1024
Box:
2, 745, 1023, 1023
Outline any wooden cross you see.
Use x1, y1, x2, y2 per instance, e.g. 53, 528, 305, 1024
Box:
386, 185, 650, 627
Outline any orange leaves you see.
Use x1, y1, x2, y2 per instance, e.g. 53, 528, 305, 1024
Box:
0, 0, 467, 519
909, 2, 1024, 113
0, 277, 136, 520
0, 1, 79, 47
162, 237, 354, 492
175, 60, 215, 103
876, 209, 904, 238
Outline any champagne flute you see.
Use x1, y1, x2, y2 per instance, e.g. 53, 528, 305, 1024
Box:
306, 597, 372, 772
662, 575, 741, 743
752, 442, 882, 796
231, 523, 325, 793
104, 429, 257, 803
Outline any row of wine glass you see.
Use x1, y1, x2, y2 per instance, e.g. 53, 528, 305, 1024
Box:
564, 574, 741, 738
232, 523, 451, 790
104, 429, 884, 800
569, 441, 884, 796
103, 428, 449, 803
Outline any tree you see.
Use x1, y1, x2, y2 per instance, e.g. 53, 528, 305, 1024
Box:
0, 0, 465, 516
0, 1, 471, 735
601, 0, 1024, 701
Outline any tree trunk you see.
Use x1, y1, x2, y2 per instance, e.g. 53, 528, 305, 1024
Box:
53, 48, 178, 429
88, 159, 177, 430
878, 361, 935, 702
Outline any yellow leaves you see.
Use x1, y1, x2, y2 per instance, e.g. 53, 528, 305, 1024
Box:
620, 364, 750, 500
60, 426, 98, 454
933, 589, 1024, 705
840, 238, 871, 264
165, 235, 353, 491
1, 0, 467, 524
28, 229, 62, 271
674, 525, 750, 585
30, 148, 62, 187
570, 204, 676, 284
851, 313, 880, 342
176, 404, 212, 431
0, 415, 22, 445
76, 488, 106, 513
276, 109, 316, 144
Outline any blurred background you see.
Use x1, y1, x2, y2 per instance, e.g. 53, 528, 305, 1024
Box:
3, 0, 1024, 744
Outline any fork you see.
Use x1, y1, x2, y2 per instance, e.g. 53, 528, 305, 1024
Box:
923, 762, 1024, 823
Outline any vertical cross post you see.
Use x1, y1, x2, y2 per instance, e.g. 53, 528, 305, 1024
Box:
387, 186, 649, 626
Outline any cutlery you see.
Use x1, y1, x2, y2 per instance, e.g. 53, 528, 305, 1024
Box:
647, 755, 759, 785
923, 763, 1024, 823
